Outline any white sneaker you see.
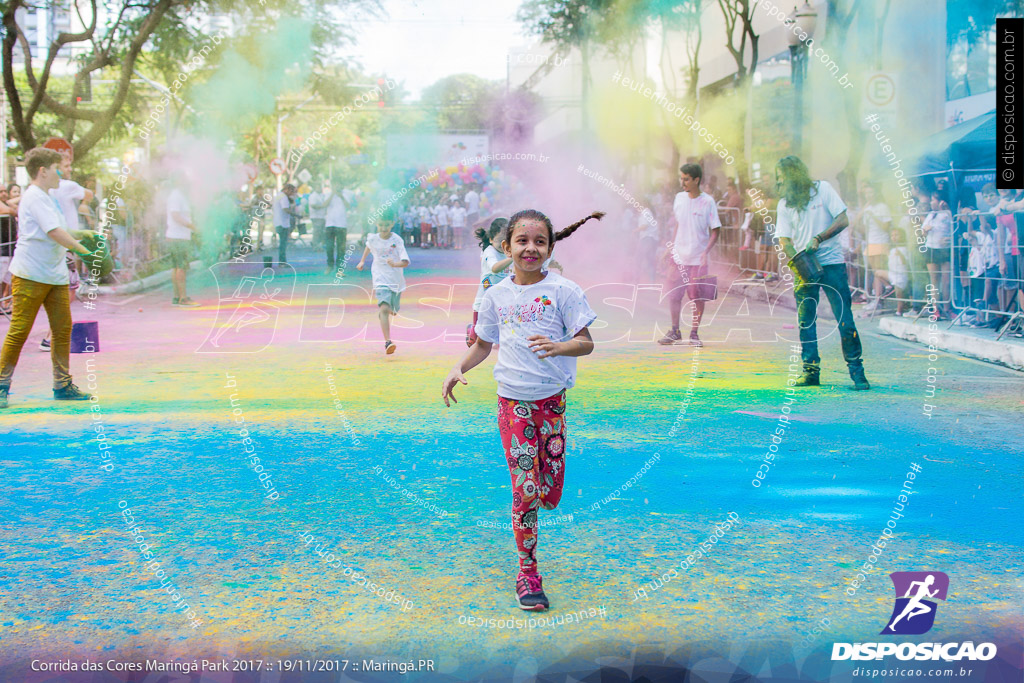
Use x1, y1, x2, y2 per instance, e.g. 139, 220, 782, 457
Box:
39, 338, 51, 351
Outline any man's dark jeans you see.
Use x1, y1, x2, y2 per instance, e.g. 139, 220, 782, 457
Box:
325, 226, 348, 268
794, 263, 863, 372
276, 226, 290, 265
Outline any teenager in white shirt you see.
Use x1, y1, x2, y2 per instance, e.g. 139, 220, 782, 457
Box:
658, 163, 721, 347
433, 201, 450, 249
442, 208, 603, 612
464, 185, 480, 226
321, 180, 350, 275
50, 153, 94, 233
450, 199, 468, 250
166, 180, 199, 306
0, 148, 94, 408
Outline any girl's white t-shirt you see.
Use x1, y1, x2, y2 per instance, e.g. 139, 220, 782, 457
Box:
923, 210, 952, 248
473, 245, 509, 311
475, 271, 597, 401
888, 245, 910, 286
862, 202, 892, 245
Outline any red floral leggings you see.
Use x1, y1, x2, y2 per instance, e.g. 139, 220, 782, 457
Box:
497, 390, 567, 576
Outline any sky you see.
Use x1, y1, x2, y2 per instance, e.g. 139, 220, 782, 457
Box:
343, 0, 529, 99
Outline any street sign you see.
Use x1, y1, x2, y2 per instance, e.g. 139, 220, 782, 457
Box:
269, 157, 286, 175
862, 71, 899, 130
43, 137, 73, 161
297, 168, 312, 183
864, 72, 897, 109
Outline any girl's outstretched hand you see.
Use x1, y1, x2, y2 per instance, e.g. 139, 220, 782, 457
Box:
527, 334, 562, 359
442, 367, 468, 407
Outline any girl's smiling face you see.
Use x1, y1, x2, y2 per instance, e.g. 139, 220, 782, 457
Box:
504, 218, 551, 272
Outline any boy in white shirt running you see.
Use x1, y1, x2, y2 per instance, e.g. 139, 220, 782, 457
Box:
356, 207, 410, 354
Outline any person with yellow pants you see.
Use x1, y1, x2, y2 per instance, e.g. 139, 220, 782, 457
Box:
0, 148, 94, 409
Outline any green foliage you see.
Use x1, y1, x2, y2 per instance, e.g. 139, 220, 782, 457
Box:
518, 0, 616, 48
749, 79, 796, 185
420, 74, 502, 131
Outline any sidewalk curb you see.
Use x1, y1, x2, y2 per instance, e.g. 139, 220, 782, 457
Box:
95, 260, 202, 296
879, 316, 1024, 372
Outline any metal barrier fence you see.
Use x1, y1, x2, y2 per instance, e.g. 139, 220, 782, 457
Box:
1, 216, 13, 318
711, 206, 789, 281
708, 206, 1024, 340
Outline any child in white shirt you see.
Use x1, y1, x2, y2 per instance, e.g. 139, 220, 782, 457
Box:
442, 208, 604, 612
356, 207, 409, 354
466, 217, 512, 347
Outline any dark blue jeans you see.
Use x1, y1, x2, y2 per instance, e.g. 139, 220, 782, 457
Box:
794, 263, 863, 372
276, 226, 290, 264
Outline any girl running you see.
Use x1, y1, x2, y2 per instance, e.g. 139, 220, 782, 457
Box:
442, 209, 603, 611
466, 217, 512, 347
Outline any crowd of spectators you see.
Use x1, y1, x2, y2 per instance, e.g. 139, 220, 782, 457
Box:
614, 166, 1024, 341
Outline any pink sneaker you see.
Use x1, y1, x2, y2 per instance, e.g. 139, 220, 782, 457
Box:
516, 573, 549, 611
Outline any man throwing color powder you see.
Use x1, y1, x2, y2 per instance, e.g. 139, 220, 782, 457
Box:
775, 155, 869, 390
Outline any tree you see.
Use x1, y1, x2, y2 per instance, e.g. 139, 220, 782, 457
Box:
420, 74, 502, 131
518, 0, 615, 132
1, 0, 381, 162
716, 0, 759, 88
715, 0, 759, 185
2, 0, 177, 159
626, 0, 707, 178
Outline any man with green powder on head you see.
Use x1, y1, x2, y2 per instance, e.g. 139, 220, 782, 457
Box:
774, 155, 869, 391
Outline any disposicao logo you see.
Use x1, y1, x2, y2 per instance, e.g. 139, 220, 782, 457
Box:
832, 571, 997, 662
882, 571, 948, 635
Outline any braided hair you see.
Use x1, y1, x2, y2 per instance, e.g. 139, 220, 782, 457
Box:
505, 209, 605, 245
475, 217, 508, 250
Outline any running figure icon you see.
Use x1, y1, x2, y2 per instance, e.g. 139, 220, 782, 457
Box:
887, 574, 938, 631
881, 571, 949, 635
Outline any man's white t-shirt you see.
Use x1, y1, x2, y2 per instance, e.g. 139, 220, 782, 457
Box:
862, 202, 892, 245
450, 206, 468, 228
464, 190, 480, 214
418, 206, 431, 224
272, 192, 291, 229
672, 191, 721, 266
433, 205, 449, 227
308, 191, 327, 220
475, 271, 598, 401
775, 180, 848, 267
473, 245, 509, 311
10, 184, 69, 285
50, 179, 86, 232
165, 188, 192, 240
366, 232, 410, 292
325, 193, 347, 227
